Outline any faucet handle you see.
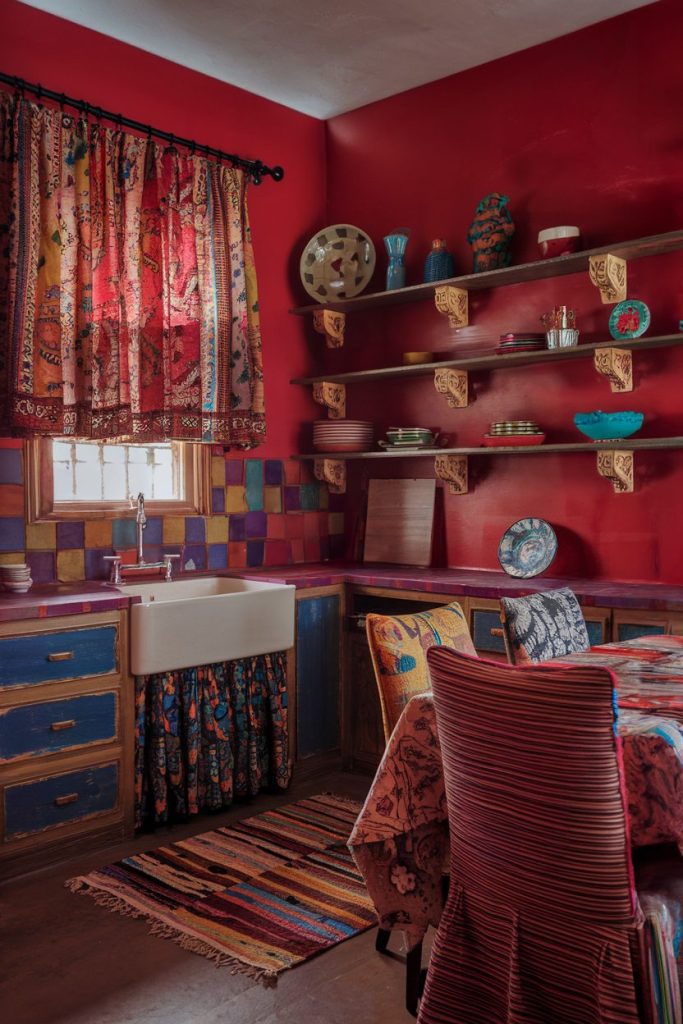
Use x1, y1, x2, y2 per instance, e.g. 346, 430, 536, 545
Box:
103, 555, 123, 585
162, 553, 180, 581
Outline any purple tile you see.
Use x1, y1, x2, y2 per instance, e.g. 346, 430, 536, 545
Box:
27, 550, 56, 582
225, 459, 243, 485
183, 543, 206, 571
212, 487, 226, 514
0, 517, 25, 551
264, 460, 283, 486
85, 548, 114, 581
246, 540, 264, 567
144, 516, 163, 545
245, 510, 267, 538
57, 521, 85, 550
185, 517, 206, 543
329, 535, 346, 559
229, 514, 246, 541
0, 448, 23, 485
208, 543, 228, 569
284, 486, 301, 512
328, 492, 345, 512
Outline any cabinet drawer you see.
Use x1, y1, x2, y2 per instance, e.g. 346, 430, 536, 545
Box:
0, 626, 118, 689
471, 609, 507, 655
4, 762, 119, 840
0, 692, 118, 763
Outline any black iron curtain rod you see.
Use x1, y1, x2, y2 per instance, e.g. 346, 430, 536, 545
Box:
0, 71, 284, 185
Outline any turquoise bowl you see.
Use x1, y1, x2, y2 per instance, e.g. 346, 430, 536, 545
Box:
573, 411, 644, 441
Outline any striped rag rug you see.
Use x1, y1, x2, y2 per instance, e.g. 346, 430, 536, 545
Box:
66, 794, 375, 981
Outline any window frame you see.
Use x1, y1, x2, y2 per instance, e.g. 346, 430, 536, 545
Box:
25, 438, 212, 523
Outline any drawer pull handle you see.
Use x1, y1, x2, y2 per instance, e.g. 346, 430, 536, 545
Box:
54, 792, 79, 807
490, 627, 504, 638
47, 651, 75, 662
50, 719, 76, 732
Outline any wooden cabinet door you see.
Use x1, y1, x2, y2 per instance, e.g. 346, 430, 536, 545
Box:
295, 592, 341, 759
344, 627, 385, 773
611, 609, 680, 643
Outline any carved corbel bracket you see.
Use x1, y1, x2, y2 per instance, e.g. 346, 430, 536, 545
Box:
434, 454, 468, 495
596, 449, 634, 493
593, 347, 633, 392
588, 253, 627, 304
434, 285, 469, 328
312, 381, 346, 419
314, 458, 346, 494
313, 308, 346, 348
434, 367, 469, 408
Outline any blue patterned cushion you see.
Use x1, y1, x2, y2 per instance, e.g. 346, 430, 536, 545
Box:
501, 588, 590, 665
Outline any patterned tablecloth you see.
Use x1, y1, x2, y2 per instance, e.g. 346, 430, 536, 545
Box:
348, 635, 683, 949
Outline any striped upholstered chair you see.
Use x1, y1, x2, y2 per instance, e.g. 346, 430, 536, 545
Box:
366, 601, 475, 1016
419, 647, 682, 1024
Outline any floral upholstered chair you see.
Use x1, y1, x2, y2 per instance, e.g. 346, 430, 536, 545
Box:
500, 587, 590, 665
365, 600, 475, 1015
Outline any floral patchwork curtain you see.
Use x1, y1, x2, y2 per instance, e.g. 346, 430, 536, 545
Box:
0, 89, 265, 445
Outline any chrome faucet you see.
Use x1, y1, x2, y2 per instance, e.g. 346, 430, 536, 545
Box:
104, 491, 179, 585
134, 492, 147, 563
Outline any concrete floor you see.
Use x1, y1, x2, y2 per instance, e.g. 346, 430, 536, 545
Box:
1, 772, 418, 1024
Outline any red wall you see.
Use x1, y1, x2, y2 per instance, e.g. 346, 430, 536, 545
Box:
0, 0, 326, 458
325, 0, 683, 584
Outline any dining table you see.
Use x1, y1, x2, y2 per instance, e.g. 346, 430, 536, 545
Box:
348, 634, 683, 950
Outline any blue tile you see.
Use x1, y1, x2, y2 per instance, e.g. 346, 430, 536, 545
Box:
264, 460, 283, 486
299, 484, 319, 511
212, 487, 226, 514
245, 459, 264, 511
57, 521, 84, 550
144, 516, 163, 544
208, 543, 228, 569
0, 517, 25, 551
229, 515, 246, 542
112, 519, 137, 548
26, 550, 55, 582
245, 511, 267, 538
246, 540, 264, 567
85, 548, 114, 581
0, 449, 23, 485
183, 544, 206, 571
185, 517, 206, 543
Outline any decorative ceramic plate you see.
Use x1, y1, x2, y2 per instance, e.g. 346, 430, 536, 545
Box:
300, 224, 376, 302
497, 518, 558, 578
608, 299, 651, 340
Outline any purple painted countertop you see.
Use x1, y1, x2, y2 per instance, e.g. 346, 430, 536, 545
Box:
1, 564, 682, 623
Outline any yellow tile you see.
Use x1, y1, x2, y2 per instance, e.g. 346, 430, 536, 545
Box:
163, 517, 185, 544
318, 487, 329, 510
26, 522, 56, 549
206, 516, 229, 543
328, 512, 344, 535
211, 457, 226, 488
0, 551, 25, 565
226, 486, 248, 513
85, 520, 113, 548
263, 486, 282, 514
57, 549, 85, 582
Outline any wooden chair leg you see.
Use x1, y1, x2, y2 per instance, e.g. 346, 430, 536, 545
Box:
375, 926, 391, 954
406, 940, 423, 1017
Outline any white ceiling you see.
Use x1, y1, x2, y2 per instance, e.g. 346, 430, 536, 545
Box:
21, 0, 656, 119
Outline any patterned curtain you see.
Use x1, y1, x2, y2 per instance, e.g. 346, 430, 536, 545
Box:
0, 89, 265, 445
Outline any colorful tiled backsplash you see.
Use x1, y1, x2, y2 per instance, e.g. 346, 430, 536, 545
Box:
0, 441, 344, 583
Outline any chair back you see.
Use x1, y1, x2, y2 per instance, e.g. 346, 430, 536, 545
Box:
500, 586, 590, 664
366, 601, 475, 741
419, 647, 642, 1024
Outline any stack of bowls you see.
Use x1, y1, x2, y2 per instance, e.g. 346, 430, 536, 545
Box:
0, 563, 33, 594
382, 427, 435, 449
313, 420, 373, 453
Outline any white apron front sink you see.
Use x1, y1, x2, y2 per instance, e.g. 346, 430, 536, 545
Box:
121, 576, 295, 675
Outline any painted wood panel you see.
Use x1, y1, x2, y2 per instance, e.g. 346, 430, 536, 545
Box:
0, 692, 118, 762
296, 595, 340, 757
4, 762, 119, 839
0, 626, 118, 689
471, 608, 507, 655
616, 621, 668, 642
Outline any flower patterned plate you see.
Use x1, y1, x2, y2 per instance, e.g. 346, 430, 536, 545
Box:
498, 517, 558, 578
609, 299, 650, 340
300, 224, 376, 302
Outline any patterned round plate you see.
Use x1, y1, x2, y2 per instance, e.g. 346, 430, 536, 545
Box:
608, 299, 650, 340
300, 224, 376, 302
497, 517, 557, 578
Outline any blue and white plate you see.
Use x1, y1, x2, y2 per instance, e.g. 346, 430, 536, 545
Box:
498, 518, 557, 578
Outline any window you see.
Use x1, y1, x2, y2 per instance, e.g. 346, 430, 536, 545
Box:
26, 439, 211, 521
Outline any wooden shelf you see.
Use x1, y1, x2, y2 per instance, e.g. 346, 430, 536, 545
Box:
294, 437, 683, 461
290, 333, 683, 386
289, 230, 683, 316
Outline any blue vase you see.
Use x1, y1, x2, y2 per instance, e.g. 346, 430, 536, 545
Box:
384, 231, 410, 290
423, 238, 455, 283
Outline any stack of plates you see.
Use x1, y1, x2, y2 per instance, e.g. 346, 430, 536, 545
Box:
0, 563, 33, 594
379, 427, 438, 451
483, 420, 545, 447
496, 333, 546, 355
313, 420, 373, 453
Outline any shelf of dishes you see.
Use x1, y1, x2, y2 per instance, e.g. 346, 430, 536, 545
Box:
289, 230, 683, 316
290, 333, 683, 387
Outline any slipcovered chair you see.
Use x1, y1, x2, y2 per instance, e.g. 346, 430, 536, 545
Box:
418, 646, 683, 1024
500, 586, 590, 664
365, 600, 476, 1016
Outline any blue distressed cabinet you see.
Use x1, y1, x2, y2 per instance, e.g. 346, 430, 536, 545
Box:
0, 611, 134, 877
295, 588, 342, 767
